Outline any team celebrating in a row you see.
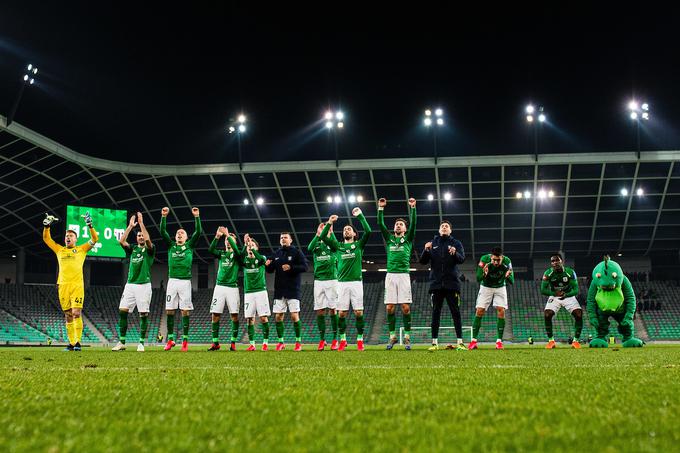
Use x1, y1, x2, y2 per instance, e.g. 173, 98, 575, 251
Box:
42, 198, 583, 351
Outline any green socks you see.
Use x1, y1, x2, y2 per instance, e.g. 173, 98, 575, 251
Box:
248, 324, 255, 345
166, 313, 175, 341
139, 316, 148, 344
276, 321, 284, 342
231, 320, 239, 342
387, 312, 396, 336
339, 316, 347, 335
182, 315, 190, 341
472, 315, 482, 339
212, 321, 220, 344
545, 317, 553, 340
331, 314, 339, 340
575, 317, 583, 340
403, 312, 411, 336
294, 320, 301, 342
317, 315, 326, 340
497, 317, 505, 341
262, 322, 270, 342
118, 311, 128, 344
356, 315, 364, 336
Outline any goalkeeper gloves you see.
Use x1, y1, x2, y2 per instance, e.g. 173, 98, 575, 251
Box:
82, 211, 93, 227
43, 213, 59, 227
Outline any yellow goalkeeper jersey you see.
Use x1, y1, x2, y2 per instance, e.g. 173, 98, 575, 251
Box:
43, 228, 98, 285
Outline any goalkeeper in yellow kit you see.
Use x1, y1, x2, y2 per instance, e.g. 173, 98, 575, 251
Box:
42, 212, 99, 351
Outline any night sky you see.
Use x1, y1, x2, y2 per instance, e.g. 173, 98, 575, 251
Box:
2, 3, 679, 165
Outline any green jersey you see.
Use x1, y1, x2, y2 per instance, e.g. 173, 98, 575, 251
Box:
242, 248, 267, 293
476, 254, 514, 288
378, 207, 416, 273
321, 214, 372, 282
208, 236, 242, 288
124, 244, 155, 284
307, 234, 338, 281
160, 216, 202, 280
541, 266, 578, 297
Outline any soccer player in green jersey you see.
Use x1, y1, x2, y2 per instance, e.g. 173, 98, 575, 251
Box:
160, 207, 202, 352
112, 212, 154, 352
241, 234, 271, 351
378, 197, 417, 350
207, 226, 242, 351
321, 208, 372, 351
469, 247, 514, 350
308, 222, 340, 351
541, 253, 583, 349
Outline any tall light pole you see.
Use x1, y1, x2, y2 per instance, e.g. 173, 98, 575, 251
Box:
628, 100, 650, 159
525, 104, 546, 162
324, 110, 344, 167
228, 113, 247, 170
424, 108, 444, 164
7, 64, 38, 127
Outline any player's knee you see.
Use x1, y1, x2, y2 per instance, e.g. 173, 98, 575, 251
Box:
355, 310, 363, 317
544, 310, 555, 319
475, 308, 486, 317
260, 316, 268, 323
230, 314, 239, 322
496, 307, 506, 318
140, 312, 149, 317
573, 309, 583, 319
212, 314, 220, 322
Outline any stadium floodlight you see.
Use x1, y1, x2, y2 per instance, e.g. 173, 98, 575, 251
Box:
427, 194, 435, 201
424, 109, 432, 116
356, 195, 364, 202
337, 121, 344, 129
516, 192, 523, 199
325, 111, 333, 120
630, 112, 638, 120
628, 101, 639, 111
326, 196, 333, 203
641, 112, 649, 120
436, 118, 444, 126
238, 124, 246, 133
228, 126, 236, 134
324, 110, 345, 130
538, 190, 547, 199
524, 190, 531, 199
256, 197, 264, 206
424, 117, 433, 127
336, 111, 344, 120
435, 108, 443, 117
334, 195, 341, 204
237, 114, 246, 124
641, 103, 649, 111
538, 113, 546, 123
8, 63, 40, 127
620, 188, 629, 196
526, 114, 534, 123
636, 188, 644, 196
548, 190, 555, 198
443, 192, 452, 201
628, 100, 649, 121
325, 121, 334, 129
526, 105, 535, 114
243, 198, 249, 205
348, 195, 356, 203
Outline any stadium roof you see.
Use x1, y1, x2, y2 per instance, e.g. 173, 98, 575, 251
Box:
1, 115, 680, 263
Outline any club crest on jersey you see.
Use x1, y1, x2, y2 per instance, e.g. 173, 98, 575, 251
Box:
321, 251, 326, 255
72, 249, 78, 254
229, 253, 234, 259
181, 245, 186, 251
563, 277, 568, 282
400, 238, 404, 244
351, 245, 356, 250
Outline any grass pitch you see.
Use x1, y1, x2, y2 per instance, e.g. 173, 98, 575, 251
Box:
1, 344, 679, 452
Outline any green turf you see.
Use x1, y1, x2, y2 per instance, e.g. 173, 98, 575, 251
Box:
1, 344, 679, 452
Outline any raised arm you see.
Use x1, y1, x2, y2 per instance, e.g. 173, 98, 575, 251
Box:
159, 207, 173, 246
42, 227, 61, 254
354, 209, 372, 248
208, 227, 223, 257
320, 216, 340, 252
376, 198, 390, 241
119, 215, 137, 250
226, 234, 244, 263
187, 208, 202, 248
136, 212, 153, 250
81, 212, 99, 252
406, 198, 416, 242
540, 270, 553, 296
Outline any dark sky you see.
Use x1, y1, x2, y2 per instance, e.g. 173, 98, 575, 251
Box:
1, 3, 679, 165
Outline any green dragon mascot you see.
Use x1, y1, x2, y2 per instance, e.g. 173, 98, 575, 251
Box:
586, 256, 644, 348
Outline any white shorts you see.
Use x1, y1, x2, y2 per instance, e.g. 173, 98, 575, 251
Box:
119, 283, 152, 313
384, 273, 412, 304
545, 296, 581, 314
314, 280, 338, 310
273, 298, 300, 313
338, 281, 364, 311
244, 291, 271, 318
475, 285, 508, 310
211, 285, 240, 314
165, 278, 193, 311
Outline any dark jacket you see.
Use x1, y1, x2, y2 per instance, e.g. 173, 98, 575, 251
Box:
266, 246, 308, 299
419, 235, 465, 293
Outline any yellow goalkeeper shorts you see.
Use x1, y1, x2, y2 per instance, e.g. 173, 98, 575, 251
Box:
58, 283, 84, 311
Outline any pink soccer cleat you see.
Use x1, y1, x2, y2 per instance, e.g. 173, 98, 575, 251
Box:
330, 339, 339, 351
164, 340, 176, 351
317, 340, 326, 351
181, 340, 188, 352
338, 339, 347, 351
276, 342, 285, 351
495, 340, 504, 350
294, 342, 302, 352
261, 343, 269, 351
357, 339, 365, 351
246, 344, 256, 351
468, 340, 478, 350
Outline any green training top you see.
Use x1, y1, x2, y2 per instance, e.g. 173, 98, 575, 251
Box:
321, 213, 372, 282
541, 266, 578, 297
125, 244, 155, 284
378, 207, 416, 274
208, 235, 242, 288
476, 254, 514, 288
242, 248, 267, 293
307, 234, 338, 281
160, 216, 202, 280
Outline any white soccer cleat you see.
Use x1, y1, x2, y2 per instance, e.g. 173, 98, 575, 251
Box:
137, 343, 145, 352
111, 342, 126, 351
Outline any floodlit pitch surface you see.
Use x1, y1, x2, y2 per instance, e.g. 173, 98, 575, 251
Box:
1, 345, 679, 452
